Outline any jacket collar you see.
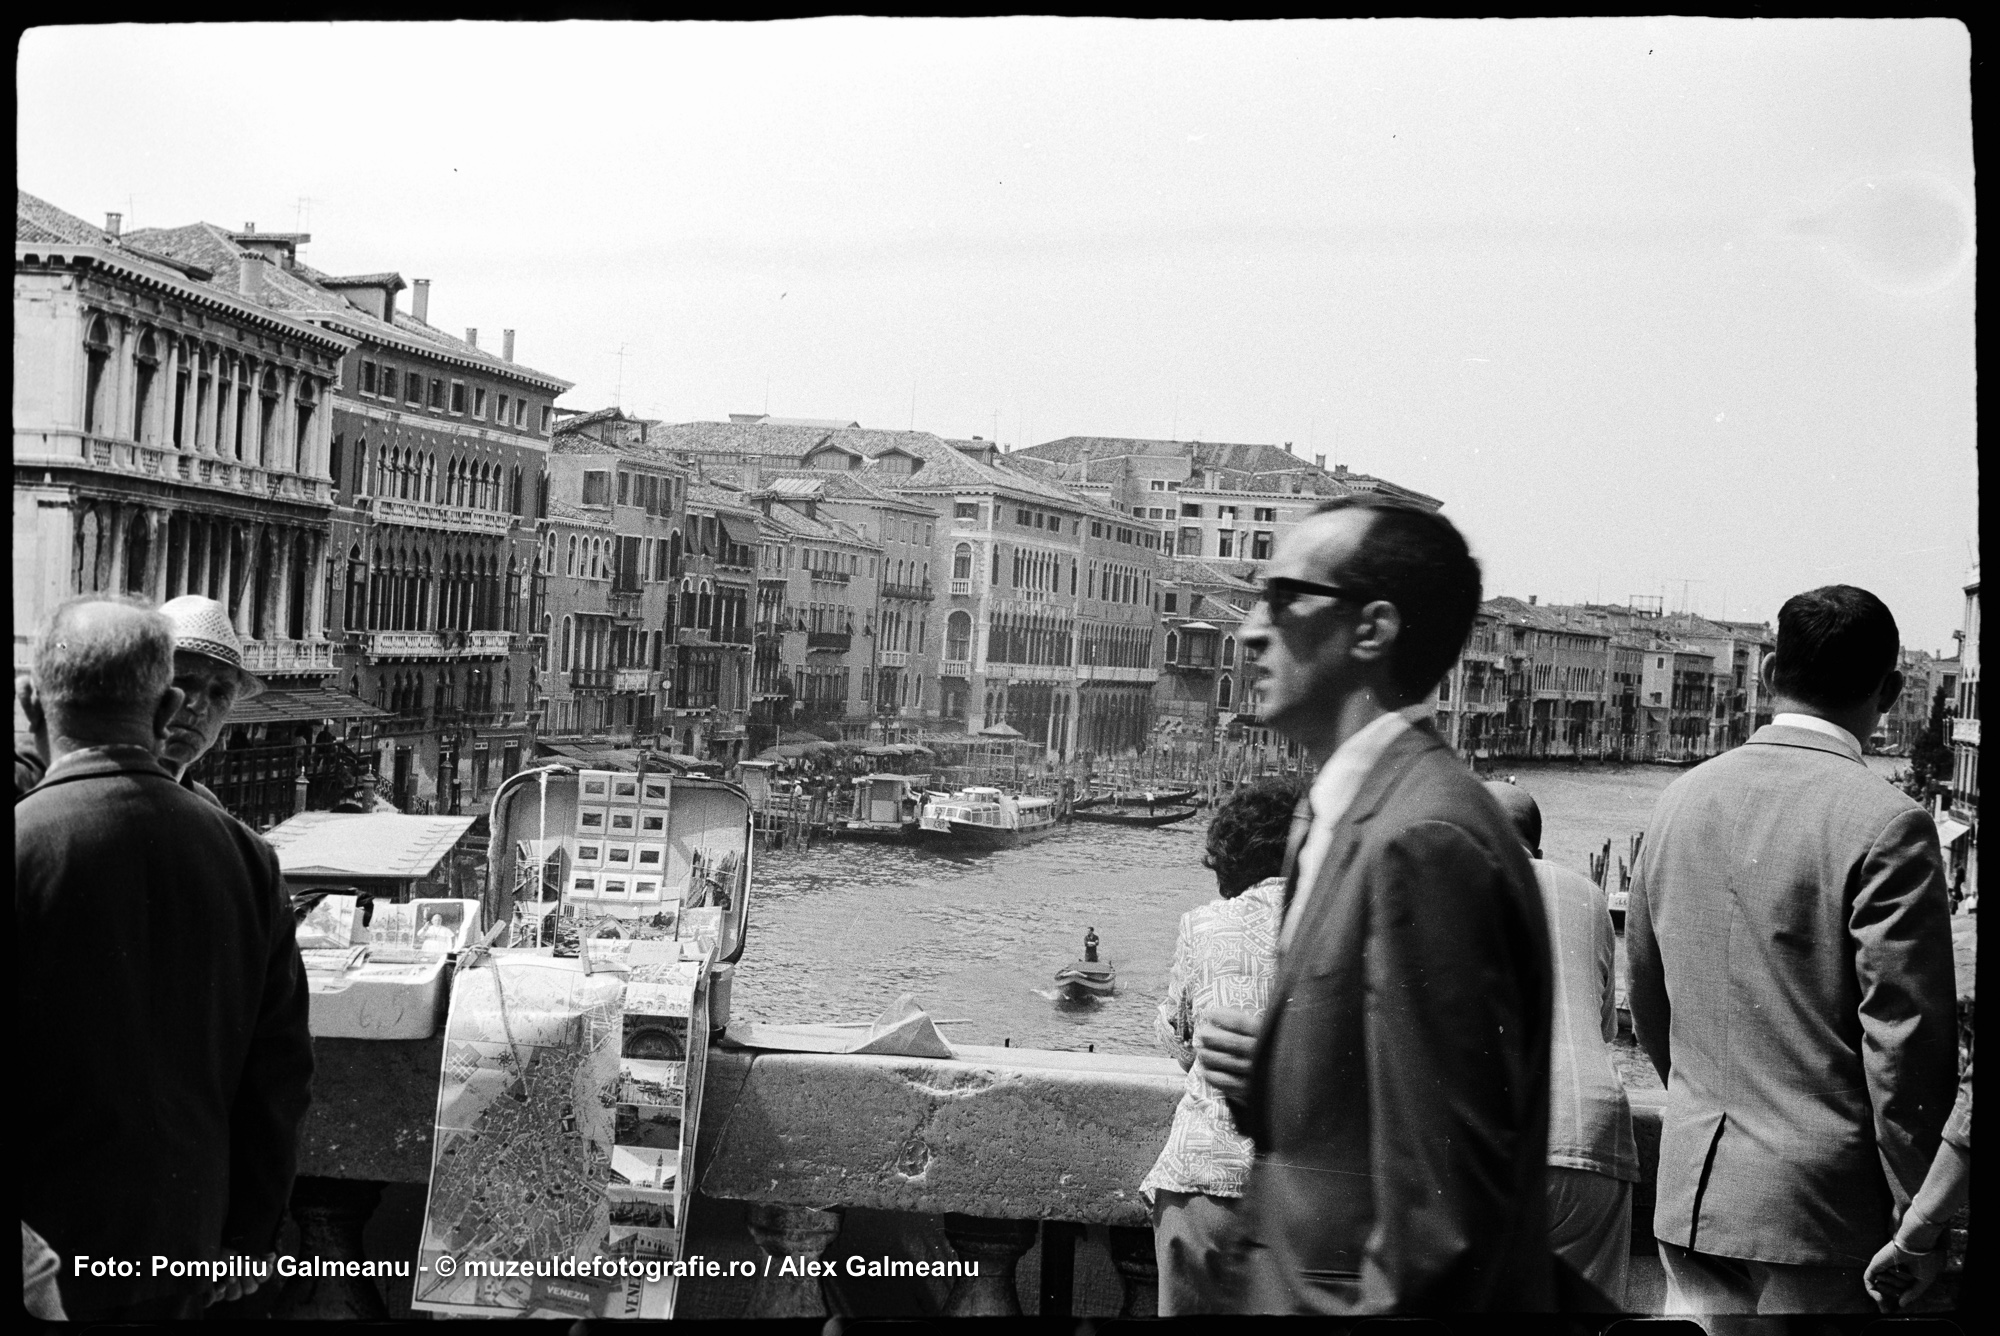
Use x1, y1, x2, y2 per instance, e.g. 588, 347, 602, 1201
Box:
38, 744, 176, 787
1746, 723, 1866, 765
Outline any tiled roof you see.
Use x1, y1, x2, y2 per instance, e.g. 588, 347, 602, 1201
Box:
119, 223, 573, 391
757, 469, 930, 510
1020, 435, 1443, 509
754, 502, 841, 543
546, 499, 612, 529
16, 189, 115, 245
686, 481, 762, 518
1167, 559, 1261, 592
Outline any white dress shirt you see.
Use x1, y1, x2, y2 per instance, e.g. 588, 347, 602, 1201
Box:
1771, 711, 1862, 761
1279, 704, 1432, 951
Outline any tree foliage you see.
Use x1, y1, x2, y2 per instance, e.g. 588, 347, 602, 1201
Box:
1905, 686, 1955, 802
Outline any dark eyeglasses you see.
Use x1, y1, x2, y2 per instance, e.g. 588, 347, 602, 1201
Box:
1256, 576, 1370, 620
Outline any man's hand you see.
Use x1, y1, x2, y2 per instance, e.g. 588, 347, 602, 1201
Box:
1863, 1237, 1945, 1312
1195, 1005, 1261, 1101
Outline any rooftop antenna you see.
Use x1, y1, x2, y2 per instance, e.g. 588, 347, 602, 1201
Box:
612, 344, 628, 408
295, 195, 316, 233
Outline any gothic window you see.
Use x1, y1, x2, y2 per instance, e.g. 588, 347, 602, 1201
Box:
294, 377, 317, 471
257, 367, 281, 466
1218, 675, 1233, 710
946, 611, 972, 662
1222, 636, 1236, 667
133, 331, 160, 443
83, 316, 112, 435
172, 341, 192, 450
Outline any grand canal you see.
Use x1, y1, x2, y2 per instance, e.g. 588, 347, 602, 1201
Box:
733, 757, 1922, 1059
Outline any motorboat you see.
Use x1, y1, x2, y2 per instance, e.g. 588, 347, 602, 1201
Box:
918, 786, 1061, 850
1053, 958, 1116, 1000
842, 773, 929, 841
1070, 805, 1198, 828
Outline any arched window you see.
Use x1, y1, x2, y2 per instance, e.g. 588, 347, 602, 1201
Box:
698, 582, 712, 631
83, 316, 113, 436
565, 535, 578, 577
1222, 636, 1236, 668
1217, 675, 1233, 710
122, 512, 150, 595
946, 611, 972, 661
133, 330, 160, 443
257, 367, 281, 466
294, 377, 317, 471
680, 579, 695, 628
172, 340, 193, 451
344, 544, 366, 632
561, 616, 574, 672
511, 465, 524, 516
541, 613, 553, 672
668, 530, 683, 577
1164, 631, 1179, 664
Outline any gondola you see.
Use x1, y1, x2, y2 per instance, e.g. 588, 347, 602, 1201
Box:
1069, 805, 1199, 828
1053, 958, 1116, 1000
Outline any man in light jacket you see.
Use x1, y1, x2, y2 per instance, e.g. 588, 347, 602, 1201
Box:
1627, 584, 1958, 1320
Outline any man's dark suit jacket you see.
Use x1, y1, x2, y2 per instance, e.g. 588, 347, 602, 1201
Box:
16, 745, 314, 1314
1232, 723, 1555, 1313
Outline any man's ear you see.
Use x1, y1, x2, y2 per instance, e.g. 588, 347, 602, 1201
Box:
1759, 653, 1779, 695
1877, 669, 1905, 711
1353, 599, 1403, 665
16, 676, 44, 735
151, 686, 187, 743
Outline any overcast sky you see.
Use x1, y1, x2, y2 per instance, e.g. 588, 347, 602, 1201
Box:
18, 19, 1976, 647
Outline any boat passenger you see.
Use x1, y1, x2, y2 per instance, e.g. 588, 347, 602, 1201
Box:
1140, 773, 1305, 1315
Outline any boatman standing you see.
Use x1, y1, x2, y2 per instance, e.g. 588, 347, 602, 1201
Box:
1084, 926, 1101, 962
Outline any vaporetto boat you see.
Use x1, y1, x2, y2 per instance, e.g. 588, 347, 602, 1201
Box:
917, 786, 1061, 850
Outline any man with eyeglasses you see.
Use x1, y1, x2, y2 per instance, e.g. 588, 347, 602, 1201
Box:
1192, 495, 1557, 1313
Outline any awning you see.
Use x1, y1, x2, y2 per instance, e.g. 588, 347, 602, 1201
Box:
1936, 817, 1972, 847
1178, 621, 1220, 633
227, 686, 391, 728
536, 741, 644, 771
716, 513, 761, 546
263, 812, 479, 881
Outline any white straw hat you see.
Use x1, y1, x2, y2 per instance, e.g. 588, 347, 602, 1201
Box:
160, 595, 267, 699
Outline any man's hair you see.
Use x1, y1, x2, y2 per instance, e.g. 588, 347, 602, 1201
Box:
33, 595, 175, 721
1311, 495, 1482, 698
1770, 585, 1900, 710
1484, 779, 1542, 852
1202, 773, 1307, 898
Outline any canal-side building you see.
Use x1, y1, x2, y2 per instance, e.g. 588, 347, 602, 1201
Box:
1072, 498, 1166, 755
1946, 566, 1978, 898
1014, 435, 1441, 579
1436, 605, 1507, 755
744, 482, 883, 742
119, 216, 573, 815
13, 191, 392, 824
676, 483, 758, 763
1153, 558, 1256, 743
753, 471, 940, 743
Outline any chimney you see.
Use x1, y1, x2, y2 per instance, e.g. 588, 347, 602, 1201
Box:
1314, 453, 1326, 470
1284, 441, 1294, 453
411, 279, 431, 324
243, 221, 256, 233
237, 254, 264, 298
466, 328, 478, 349
1529, 594, 1538, 606
104, 212, 122, 237
502, 329, 516, 362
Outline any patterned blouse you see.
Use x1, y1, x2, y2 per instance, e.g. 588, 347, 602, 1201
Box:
1141, 878, 1284, 1202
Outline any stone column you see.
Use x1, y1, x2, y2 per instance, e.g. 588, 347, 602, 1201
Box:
744, 1202, 844, 1319
111, 319, 135, 444
939, 1214, 1037, 1316
266, 1178, 388, 1320
306, 533, 328, 638
146, 509, 170, 602
105, 504, 132, 595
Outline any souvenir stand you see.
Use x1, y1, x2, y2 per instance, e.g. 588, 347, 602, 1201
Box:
281, 768, 751, 1320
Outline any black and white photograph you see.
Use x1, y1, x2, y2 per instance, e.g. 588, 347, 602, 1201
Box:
14, 16, 1972, 1326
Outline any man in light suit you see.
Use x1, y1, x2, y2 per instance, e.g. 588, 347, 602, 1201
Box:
1195, 496, 1556, 1313
1627, 584, 1958, 1320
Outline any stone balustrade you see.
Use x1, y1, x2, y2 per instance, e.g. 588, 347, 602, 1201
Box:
364, 495, 514, 535
239, 638, 337, 675
17, 429, 333, 507
287, 1031, 1671, 1321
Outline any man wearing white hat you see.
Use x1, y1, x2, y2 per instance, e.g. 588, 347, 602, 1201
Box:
158, 596, 265, 805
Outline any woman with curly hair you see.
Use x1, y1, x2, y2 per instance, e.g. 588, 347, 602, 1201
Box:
1140, 773, 1305, 1314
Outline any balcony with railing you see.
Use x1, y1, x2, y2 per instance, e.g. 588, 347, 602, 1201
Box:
569, 667, 614, 690
676, 627, 713, 647
239, 638, 337, 677
1953, 716, 1980, 746
878, 649, 910, 669
940, 660, 970, 678
15, 430, 334, 508
608, 589, 645, 621
363, 495, 514, 535
949, 578, 975, 598
717, 624, 754, 646
614, 668, 657, 693
881, 580, 934, 602
807, 631, 853, 653
809, 568, 853, 586
363, 629, 512, 661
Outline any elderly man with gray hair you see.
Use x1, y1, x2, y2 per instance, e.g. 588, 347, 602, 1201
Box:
15, 595, 313, 1321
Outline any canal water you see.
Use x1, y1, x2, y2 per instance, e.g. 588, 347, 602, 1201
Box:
731, 755, 1914, 1070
